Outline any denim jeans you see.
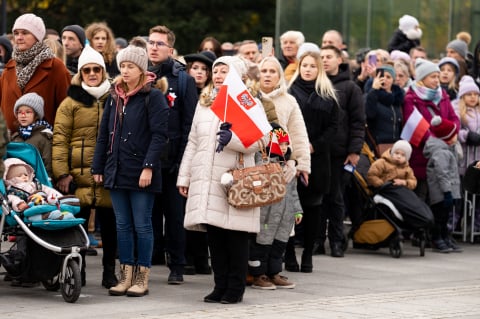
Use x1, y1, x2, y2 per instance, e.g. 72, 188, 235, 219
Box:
110, 189, 155, 267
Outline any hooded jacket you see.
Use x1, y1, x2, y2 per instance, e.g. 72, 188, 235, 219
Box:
423, 137, 461, 205
367, 149, 417, 190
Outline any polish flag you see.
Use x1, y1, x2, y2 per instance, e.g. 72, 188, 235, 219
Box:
268, 131, 283, 157
400, 107, 430, 147
211, 69, 271, 148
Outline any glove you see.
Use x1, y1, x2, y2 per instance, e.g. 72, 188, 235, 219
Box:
443, 191, 453, 208
467, 131, 480, 146
282, 160, 297, 183
216, 122, 232, 153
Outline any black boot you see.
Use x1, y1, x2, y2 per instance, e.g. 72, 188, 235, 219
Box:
284, 240, 299, 272
300, 251, 313, 273
102, 264, 118, 288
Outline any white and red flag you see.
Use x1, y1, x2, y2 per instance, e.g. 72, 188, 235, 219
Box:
211, 69, 271, 148
400, 107, 430, 147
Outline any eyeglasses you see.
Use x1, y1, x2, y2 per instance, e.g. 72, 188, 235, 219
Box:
16, 110, 34, 116
81, 66, 102, 74
147, 40, 171, 48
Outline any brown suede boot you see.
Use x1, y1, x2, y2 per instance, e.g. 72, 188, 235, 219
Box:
126, 266, 150, 297
108, 264, 133, 296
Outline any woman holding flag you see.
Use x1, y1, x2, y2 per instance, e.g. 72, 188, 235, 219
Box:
177, 55, 270, 304
402, 58, 460, 201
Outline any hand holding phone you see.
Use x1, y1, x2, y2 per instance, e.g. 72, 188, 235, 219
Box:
262, 37, 273, 58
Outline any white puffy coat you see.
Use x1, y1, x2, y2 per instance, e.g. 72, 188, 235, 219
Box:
177, 102, 267, 233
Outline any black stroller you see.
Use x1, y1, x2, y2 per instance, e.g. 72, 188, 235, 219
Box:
347, 143, 433, 258
0, 143, 89, 303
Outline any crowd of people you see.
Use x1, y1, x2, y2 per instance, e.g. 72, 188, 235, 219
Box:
1, 11, 480, 304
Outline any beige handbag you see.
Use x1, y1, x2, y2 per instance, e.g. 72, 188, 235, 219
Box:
227, 145, 286, 209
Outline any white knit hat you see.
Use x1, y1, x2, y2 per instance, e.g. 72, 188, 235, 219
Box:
116, 45, 148, 72
14, 92, 44, 120
12, 13, 46, 42
391, 140, 412, 161
78, 44, 106, 71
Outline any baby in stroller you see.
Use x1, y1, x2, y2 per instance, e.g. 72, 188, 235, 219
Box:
4, 157, 74, 221
367, 140, 434, 234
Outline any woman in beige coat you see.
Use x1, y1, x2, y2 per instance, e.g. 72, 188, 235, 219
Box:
177, 56, 267, 304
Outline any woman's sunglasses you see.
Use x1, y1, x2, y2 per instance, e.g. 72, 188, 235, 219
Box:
81, 66, 102, 74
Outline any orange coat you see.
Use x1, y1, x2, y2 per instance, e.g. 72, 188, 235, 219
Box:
0, 57, 70, 132
367, 150, 417, 190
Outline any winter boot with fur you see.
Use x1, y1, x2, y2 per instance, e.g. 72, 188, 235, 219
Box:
109, 264, 133, 296
126, 266, 150, 297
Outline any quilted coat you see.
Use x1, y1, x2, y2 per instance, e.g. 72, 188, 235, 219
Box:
52, 84, 111, 207
177, 102, 268, 233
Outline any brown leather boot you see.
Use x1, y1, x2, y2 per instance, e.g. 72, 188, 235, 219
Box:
108, 264, 133, 296
126, 266, 150, 297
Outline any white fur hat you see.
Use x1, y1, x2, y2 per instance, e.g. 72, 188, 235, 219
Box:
398, 15, 419, 32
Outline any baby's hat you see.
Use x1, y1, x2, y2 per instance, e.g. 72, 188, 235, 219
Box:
4, 158, 34, 185
391, 140, 412, 161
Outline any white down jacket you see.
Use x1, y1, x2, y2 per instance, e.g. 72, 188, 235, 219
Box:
177, 102, 267, 233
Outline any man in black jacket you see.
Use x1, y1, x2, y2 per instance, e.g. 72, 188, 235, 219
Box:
147, 25, 198, 284
319, 45, 365, 257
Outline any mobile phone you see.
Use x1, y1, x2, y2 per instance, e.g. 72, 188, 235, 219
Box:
376, 69, 384, 77
368, 54, 377, 66
344, 164, 355, 173
299, 174, 308, 187
262, 37, 273, 58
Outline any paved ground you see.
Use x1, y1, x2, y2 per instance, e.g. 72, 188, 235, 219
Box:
2, 237, 480, 319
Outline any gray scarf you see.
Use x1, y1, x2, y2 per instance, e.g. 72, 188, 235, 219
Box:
12, 41, 55, 90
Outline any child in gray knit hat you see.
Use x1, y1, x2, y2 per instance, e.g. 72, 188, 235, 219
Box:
11, 92, 53, 177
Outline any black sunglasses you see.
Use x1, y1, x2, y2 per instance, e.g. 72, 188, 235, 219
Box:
81, 66, 102, 74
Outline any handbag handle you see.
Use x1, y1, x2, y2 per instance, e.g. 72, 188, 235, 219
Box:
237, 140, 268, 168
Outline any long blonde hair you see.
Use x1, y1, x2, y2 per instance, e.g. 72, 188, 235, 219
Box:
289, 51, 338, 104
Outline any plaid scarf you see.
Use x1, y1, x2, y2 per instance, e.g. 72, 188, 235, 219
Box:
13, 41, 55, 90
18, 120, 53, 140
411, 82, 443, 105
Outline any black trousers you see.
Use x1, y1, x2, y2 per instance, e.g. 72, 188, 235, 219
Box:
431, 202, 450, 240
152, 168, 187, 272
206, 225, 248, 296
185, 230, 209, 268
96, 206, 117, 267
248, 239, 286, 277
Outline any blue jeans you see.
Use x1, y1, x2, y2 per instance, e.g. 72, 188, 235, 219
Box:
110, 189, 155, 267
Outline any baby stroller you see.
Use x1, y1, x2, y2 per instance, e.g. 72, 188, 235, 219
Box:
0, 142, 88, 303
347, 143, 432, 258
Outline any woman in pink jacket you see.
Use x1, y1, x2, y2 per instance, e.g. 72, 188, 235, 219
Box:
402, 58, 460, 200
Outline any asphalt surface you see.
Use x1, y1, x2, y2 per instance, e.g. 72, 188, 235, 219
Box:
2, 235, 480, 319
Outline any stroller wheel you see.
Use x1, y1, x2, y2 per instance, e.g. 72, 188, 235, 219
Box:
61, 259, 81, 303
389, 240, 403, 258
42, 274, 60, 291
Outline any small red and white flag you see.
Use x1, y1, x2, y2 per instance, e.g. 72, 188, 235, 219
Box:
268, 131, 283, 157
400, 107, 430, 147
211, 69, 271, 148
